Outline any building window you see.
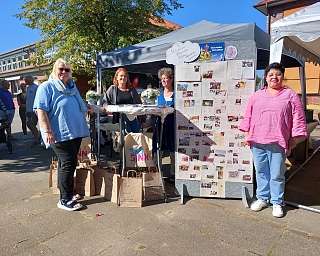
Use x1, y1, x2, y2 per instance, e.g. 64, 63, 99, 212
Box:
7, 60, 12, 70
2, 60, 6, 71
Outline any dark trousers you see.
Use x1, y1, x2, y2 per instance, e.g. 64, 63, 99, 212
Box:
19, 107, 27, 135
52, 138, 82, 201
26, 112, 39, 141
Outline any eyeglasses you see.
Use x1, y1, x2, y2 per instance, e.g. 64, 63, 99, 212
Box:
58, 67, 71, 73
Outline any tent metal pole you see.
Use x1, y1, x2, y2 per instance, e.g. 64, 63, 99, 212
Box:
96, 66, 101, 160
286, 144, 320, 183
299, 65, 307, 111
285, 201, 320, 214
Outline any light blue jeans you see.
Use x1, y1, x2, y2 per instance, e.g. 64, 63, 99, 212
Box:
251, 143, 286, 205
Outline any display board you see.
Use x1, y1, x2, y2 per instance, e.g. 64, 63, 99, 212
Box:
174, 57, 255, 198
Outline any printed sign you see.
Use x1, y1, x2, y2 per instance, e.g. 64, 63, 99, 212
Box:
166, 41, 200, 65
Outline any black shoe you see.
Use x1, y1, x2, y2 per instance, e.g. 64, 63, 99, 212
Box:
57, 199, 83, 211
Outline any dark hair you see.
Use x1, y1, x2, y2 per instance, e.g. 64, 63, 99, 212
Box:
264, 62, 285, 87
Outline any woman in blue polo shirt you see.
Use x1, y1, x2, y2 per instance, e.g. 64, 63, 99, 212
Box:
34, 58, 89, 211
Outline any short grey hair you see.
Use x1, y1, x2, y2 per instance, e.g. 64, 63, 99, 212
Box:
158, 67, 173, 80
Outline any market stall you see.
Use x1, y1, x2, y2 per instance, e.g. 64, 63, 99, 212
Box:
96, 20, 302, 200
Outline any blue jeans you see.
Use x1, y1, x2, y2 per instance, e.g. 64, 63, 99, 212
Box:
251, 143, 286, 205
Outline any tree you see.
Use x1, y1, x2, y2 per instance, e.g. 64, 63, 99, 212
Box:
17, 0, 182, 76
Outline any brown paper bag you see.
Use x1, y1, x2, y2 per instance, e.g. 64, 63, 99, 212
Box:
78, 137, 92, 162
142, 171, 164, 202
75, 168, 96, 196
124, 133, 155, 168
119, 170, 143, 207
49, 161, 60, 194
94, 167, 120, 203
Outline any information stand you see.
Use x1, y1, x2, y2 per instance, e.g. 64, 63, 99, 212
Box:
174, 49, 256, 200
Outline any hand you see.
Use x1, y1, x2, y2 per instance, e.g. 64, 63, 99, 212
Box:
242, 131, 250, 146
287, 138, 297, 156
45, 131, 55, 145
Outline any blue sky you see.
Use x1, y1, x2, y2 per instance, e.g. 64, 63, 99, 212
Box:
0, 0, 266, 54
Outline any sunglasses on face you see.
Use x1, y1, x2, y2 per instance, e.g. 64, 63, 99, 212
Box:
58, 67, 71, 73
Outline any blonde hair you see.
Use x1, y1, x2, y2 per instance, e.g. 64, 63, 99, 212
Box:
50, 58, 72, 80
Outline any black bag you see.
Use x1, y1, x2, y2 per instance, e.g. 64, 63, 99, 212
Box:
0, 128, 6, 143
0, 98, 8, 122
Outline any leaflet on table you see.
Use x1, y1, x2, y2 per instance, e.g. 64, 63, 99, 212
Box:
175, 63, 201, 82
227, 59, 255, 80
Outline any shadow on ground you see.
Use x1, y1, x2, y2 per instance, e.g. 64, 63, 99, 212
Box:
0, 131, 52, 173
286, 150, 320, 209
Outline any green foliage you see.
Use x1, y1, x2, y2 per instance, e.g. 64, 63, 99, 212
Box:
17, 0, 182, 77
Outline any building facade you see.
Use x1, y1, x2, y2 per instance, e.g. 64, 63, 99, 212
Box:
254, 0, 320, 109
0, 43, 50, 94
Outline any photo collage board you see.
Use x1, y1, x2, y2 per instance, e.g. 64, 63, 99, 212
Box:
175, 59, 255, 198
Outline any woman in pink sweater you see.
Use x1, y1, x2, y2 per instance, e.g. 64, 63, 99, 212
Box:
239, 62, 307, 218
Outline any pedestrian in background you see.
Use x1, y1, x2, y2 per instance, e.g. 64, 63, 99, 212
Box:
239, 62, 307, 218
17, 82, 27, 135
33, 58, 90, 211
0, 80, 15, 138
24, 76, 39, 145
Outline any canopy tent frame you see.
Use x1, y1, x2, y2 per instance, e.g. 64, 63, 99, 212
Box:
270, 2, 320, 214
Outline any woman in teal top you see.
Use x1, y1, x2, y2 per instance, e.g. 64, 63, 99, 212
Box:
34, 58, 89, 211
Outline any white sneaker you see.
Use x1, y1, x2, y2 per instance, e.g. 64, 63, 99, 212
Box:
272, 204, 284, 218
250, 199, 268, 211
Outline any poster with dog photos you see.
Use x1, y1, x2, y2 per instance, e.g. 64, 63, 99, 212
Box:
175, 59, 255, 198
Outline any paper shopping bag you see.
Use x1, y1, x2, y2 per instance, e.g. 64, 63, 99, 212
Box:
142, 171, 165, 202
49, 160, 59, 194
93, 167, 120, 204
119, 170, 143, 207
124, 133, 155, 168
78, 137, 92, 162
75, 167, 96, 197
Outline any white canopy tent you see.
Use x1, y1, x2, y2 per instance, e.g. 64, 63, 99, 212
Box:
271, 1, 320, 65
271, 2, 320, 214
270, 2, 320, 109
